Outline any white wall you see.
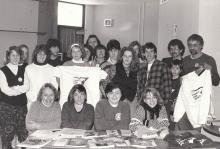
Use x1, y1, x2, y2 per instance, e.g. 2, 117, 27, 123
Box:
158, 0, 199, 59
84, 0, 159, 47
0, 0, 39, 66
198, 0, 220, 119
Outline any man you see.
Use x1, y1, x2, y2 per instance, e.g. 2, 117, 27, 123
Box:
162, 39, 185, 67
106, 39, 121, 65
182, 34, 220, 86
136, 42, 172, 104
175, 34, 220, 131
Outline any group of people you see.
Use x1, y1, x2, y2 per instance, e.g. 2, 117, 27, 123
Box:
0, 33, 219, 149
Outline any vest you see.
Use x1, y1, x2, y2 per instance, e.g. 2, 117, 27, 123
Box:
0, 66, 27, 106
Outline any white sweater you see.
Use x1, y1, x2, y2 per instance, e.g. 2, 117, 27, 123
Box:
174, 70, 212, 128
25, 63, 58, 109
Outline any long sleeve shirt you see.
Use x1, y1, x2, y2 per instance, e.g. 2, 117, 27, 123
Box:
61, 102, 94, 130
95, 100, 130, 131
26, 101, 61, 132
0, 63, 29, 96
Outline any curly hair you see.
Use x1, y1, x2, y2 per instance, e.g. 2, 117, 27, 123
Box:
37, 83, 59, 102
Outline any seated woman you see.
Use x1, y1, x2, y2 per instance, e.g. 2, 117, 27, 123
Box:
61, 84, 94, 130
26, 83, 61, 133
129, 88, 169, 132
95, 83, 130, 131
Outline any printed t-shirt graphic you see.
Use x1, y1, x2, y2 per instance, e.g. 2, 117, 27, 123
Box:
174, 70, 212, 128
54, 66, 107, 108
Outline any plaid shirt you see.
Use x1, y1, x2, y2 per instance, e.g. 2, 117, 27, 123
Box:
136, 59, 172, 102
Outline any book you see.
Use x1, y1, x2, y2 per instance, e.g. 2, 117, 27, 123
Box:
130, 138, 157, 148
120, 129, 132, 137
30, 129, 61, 140
106, 130, 119, 136
59, 128, 86, 138
88, 137, 115, 148
17, 137, 51, 148
66, 138, 88, 148
83, 130, 108, 139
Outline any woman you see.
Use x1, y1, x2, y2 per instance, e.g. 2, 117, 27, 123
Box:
129, 88, 169, 132
26, 83, 61, 133
95, 83, 130, 131
111, 47, 138, 115
62, 44, 89, 66
0, 46, 29, 149
61, 84, 94, 130
91, 44, 108, 67
85, 34, 101, 57
25, 44, 58, 109
83, 44, 93, 62
46, 38, 62, 67
18, 44, 29, 68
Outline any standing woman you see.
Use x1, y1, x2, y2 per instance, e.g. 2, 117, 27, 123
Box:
85, 34, 101, 57
25, 44, 58, 109
62, 44, 89, 66
0, 46, 29, 149
26, 83, 61, 134
111, 47, 138, 116
61, 84, 94, 130
18, 44, 29, 69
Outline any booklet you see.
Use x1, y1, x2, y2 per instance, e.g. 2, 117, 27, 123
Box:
83, 130, 108, 139
30, 129, 61, 140
130, 138, 157, 148
59, 128, 86, 138
88, 137, 115, 148
17, 137, 51, 148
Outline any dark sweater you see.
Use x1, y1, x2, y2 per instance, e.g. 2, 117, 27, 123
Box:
95, 100, 130, 131
61, 102, 94, 130
112, 62, 137, 102
0, 66, 27, 106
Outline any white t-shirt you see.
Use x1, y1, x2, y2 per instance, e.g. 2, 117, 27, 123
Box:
25, 63, 58, 109
54, 66, 107, 108
174, 70, 212, 128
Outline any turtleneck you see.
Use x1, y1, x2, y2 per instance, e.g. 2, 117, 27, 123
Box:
34, 61, 47, 66
7, 63, 18, 75
72, 58, 84, 63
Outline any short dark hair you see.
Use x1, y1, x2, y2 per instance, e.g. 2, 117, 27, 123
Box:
37, 83, 59, 102
187, 34, 204, 46
142, 42, 157, 58
18, 44, 29, 63
107, 39, 121, 51
105, 82, 121, 95
5, 46, 21, 64
170, 59, 183, 70
168, 39, 185, 56
46, 38, 60, 50
94, 44, 108, 60
67, 84, 87, 103
32, 44, 49, 63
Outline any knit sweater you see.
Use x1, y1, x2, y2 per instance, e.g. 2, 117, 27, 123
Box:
26, 101, 61, 132
95, 100, 130, 131
25, 63, 58, 108
61, 102, 94, 130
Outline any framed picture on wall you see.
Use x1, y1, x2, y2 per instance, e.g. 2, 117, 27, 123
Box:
104, 19, 113, 27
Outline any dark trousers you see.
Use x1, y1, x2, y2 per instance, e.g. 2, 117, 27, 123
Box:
0, 102, 28, 149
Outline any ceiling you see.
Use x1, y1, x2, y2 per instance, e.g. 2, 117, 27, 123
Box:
59, 0, 147, 5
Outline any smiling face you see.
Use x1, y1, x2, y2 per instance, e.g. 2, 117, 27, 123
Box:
107, 88, 122, 106
122, 50, 133, 67
187, 40, 203, 57
143, 91, 157, 108
50, 46, 59, 56
71, 47, 82, 61
109, 48, 119, 61
84, 47, 91, 61
169, 45, 182, 59
8, 50, 20, 65
88, 37, 98, 49
73, 90, 86, 105
37, 51, 47, 64
144, 48, 156, 63
41, 87, 55, 107
96, 48, 105, 59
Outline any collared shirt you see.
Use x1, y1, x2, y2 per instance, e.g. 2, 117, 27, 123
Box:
137, 59, 172, 102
